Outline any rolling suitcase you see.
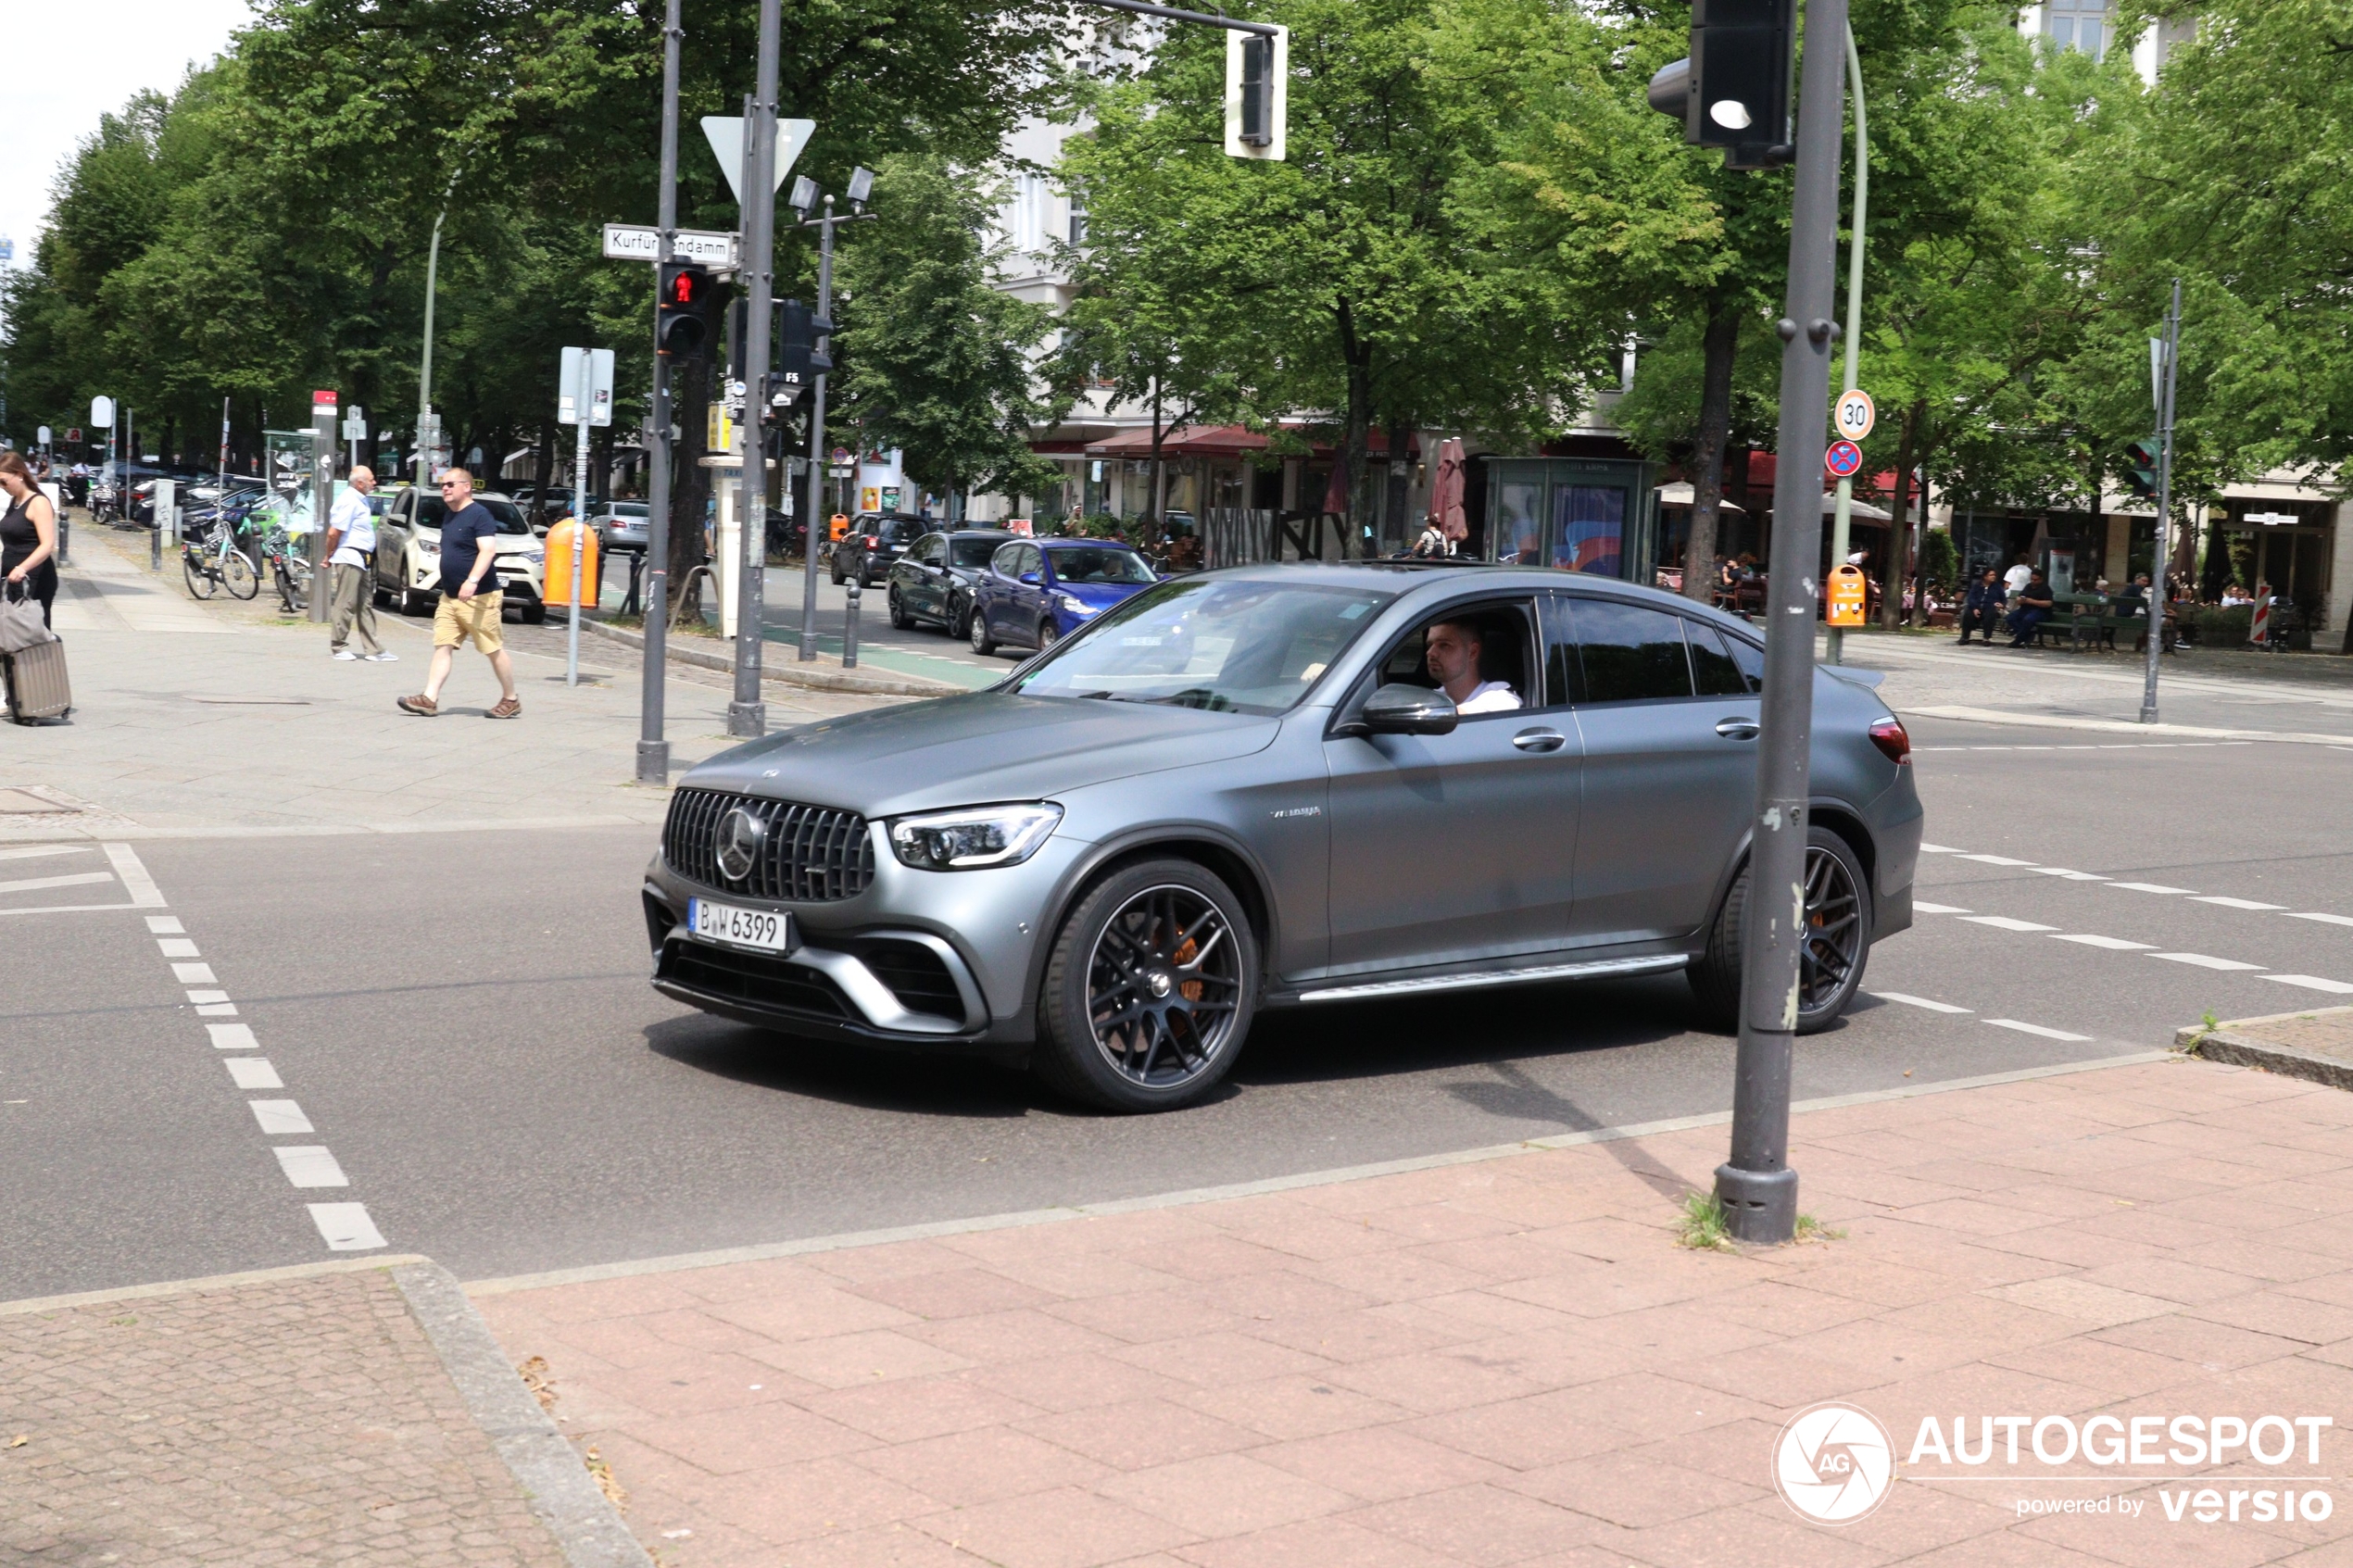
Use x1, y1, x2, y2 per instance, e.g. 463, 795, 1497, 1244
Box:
3, 634, 72, 722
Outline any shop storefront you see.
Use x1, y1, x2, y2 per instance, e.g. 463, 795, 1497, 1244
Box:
1483, 457, 1657, 581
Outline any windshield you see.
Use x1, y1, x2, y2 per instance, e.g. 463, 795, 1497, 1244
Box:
875, 518, 924, 543
950, 537, 1004, 569
606, 503, 648, 518
1046, 546, 1156, 586
413, 496, 532, 534
1012, 579, 1394, 715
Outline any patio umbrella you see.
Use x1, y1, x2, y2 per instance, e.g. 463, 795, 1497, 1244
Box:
1426, 437, 1467, 542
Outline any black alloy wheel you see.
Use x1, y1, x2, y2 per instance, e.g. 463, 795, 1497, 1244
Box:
1686, 826, 1871, 1035
887, 586, 911, 629
1036, 859, 1259, 1111
949, 595, 973, 641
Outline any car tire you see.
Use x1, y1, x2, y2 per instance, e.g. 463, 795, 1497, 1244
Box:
949, 596, 973, 642
1688, 826, 1872, 1035
1038, 618, 1060, 650
399, 583, 432, 617
522, 603, 546, 624
830, 554, 846, 585
887, 587, 911, 630
1033, 858, 1260, 1113
969, 606, 997, 656
372, 582, 393, 608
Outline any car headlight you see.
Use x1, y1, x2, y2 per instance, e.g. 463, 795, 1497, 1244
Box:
888, 803, 1062, 872
416, 541, 439, 557
517, 546, 545, 561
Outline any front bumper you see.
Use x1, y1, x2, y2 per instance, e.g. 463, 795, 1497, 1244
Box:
641, 833, 1083, 1055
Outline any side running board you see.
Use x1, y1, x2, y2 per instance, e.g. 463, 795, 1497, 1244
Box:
1298, 952, 1690, 1004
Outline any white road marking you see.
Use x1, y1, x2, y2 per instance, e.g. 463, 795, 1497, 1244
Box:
2110, 882, 2196, 895
225, 1058, 283, 1089
157, 938, 200, 959
0, 845, 93, 862
172, 962, 217, 985
1872, 991, 1973, 1014
1962, 915, 2059, 933
2289, 912, 2353, 928
145, 915, 184, 934
272, 1147, 348, 1188
2151, 952, 2265, 972
248, 1099, 314, 1135
2193, 897, 2285, 911
2261, 974, 2353, 995
187, 989, 229, 1004
2051, 934, 2157, 950
0, 872, 116, 896
1919, 843, 1964, 854
1914, 901, 1972, 915
2032, 869, 2109, 881
1986, 1019, 2095, 1042
308, 1203, 386, 1251
1958, 855, 2039, 867
102, 843, 167, 908
206, 1022, 258, 1050
195, 1002, 237, 1017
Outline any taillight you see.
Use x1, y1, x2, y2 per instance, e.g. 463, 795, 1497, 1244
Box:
1869, 717, 1910, 765
865, 535, 878, 546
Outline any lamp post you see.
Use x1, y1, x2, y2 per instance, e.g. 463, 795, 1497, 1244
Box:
415, 167, 463, 493
1824, 21, 1868, 666
638, 0, 684, 784
789, 167, 876, 662
726, 1, 784, 740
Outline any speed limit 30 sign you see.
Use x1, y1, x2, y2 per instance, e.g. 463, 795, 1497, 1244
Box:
1834, 389, 1876, 443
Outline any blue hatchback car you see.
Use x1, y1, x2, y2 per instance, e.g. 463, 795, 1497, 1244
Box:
967, 538, 1160, 656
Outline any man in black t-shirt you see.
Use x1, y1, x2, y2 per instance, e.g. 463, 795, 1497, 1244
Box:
398, 469, 522, 718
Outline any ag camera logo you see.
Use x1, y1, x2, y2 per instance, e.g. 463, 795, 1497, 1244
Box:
1774, 1401, 1895, 1524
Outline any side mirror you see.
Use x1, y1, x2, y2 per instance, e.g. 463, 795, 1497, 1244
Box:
1353, 683, 1459, 737
1019, 571, 1041, 585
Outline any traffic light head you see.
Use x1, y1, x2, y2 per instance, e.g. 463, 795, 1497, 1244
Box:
657, 262, 711, 355
775, 298, 814, 403
2123, 440, 2160, 500
1648, 0, 1796, 170
1224, 26, 1288, 160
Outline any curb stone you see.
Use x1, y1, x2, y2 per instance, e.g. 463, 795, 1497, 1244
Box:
2179, 1005, 2353, 1092
393, 1261, 655, 1568
575, 611, 963, 697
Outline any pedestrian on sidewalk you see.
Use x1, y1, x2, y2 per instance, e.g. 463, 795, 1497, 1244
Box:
324, 465, 395, 663
0, 452, 61, 628
397, 470, 520, 720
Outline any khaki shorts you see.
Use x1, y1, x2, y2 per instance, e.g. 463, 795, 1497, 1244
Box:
433, 590, 506, 652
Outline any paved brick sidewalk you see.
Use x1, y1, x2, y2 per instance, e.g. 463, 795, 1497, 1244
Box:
473, 1056, 2353, 1568
2, 1263, 583, 1566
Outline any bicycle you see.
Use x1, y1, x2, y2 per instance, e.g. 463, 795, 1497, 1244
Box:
250, 517, 313, 613
182, 517, 258, 601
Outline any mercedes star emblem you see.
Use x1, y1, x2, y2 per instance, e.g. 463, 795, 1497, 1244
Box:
715, 806, 765, 883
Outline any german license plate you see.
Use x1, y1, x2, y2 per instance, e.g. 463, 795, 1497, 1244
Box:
686, 897, 796, 954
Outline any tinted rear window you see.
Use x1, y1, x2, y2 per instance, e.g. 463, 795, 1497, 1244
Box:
1568, 599, 1693, 702
950, 537, 1003, 569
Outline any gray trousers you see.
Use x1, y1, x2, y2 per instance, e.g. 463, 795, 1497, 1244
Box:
330, 562, 382, 654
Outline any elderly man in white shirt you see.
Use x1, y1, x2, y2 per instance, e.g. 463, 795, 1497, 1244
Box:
324, 465, 395, 661
1425, 615, 1521, 714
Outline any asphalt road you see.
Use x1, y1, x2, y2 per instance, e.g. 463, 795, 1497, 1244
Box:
754, 562, 1020, 689
13, 706, 2353, 1300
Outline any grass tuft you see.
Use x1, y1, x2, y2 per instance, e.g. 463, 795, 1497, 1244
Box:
1794, 1212, 1847, 1244
1676, 1191, 1737, 1251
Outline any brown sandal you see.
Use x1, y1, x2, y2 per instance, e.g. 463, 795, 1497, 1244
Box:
396, 694, 438, 717
485, 696, 522, 720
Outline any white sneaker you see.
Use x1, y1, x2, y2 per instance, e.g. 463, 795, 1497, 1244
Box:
362, 651, 399, 662
333, 649, 359, 660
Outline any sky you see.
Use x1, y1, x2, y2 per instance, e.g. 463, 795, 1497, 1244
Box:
0, 0, 254, 273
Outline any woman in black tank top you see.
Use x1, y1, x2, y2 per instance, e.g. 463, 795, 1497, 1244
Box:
0, 450, 60, 628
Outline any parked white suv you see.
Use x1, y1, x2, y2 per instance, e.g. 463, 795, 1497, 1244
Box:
371, 488, 547, 621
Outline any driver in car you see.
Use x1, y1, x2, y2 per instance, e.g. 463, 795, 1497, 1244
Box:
1425, 617, 1521, 713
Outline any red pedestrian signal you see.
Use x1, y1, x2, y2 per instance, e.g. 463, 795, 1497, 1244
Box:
658, 262, 712, 355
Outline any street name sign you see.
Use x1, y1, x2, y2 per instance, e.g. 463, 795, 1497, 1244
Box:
602, 224, 738, 269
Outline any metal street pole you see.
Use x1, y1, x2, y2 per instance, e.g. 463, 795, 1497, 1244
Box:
637, 0, 683, 784
1714, 0, 1850, 1247
1824, 20, 1867, 666
417, 169, 460, 493
310, 395, 335, 622
2140, 279, 2183, 724
569, 353, 593, 684
728, 3, 781, 738
799, 198, 836, 662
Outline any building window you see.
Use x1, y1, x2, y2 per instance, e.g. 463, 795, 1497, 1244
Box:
1067, 197, 1088, 246
2045, 0, 2108, 61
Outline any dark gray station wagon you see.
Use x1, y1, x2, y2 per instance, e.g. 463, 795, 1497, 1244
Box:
643, 563, 1922, 1111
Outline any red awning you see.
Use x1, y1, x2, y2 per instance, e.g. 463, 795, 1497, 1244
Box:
1083, 424, 1271, 458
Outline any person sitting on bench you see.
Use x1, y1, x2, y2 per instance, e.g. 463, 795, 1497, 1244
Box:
2006, 571, 2057, 647
1957, 568, 2004, 646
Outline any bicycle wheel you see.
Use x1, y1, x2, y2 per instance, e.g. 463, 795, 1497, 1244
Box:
222, 546, 259, 600
282, 555, 311, 612
182, 549, 218, 600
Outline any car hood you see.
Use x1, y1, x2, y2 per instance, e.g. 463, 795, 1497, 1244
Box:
687, 693, 1280, 819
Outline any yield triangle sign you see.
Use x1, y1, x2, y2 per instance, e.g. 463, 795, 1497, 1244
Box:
700, 116, 817, 204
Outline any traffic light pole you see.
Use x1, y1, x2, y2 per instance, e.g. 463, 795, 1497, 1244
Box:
728, 0, 781, 740
637, 0, 682, 785
799, 199, 837, 663
2140, 279, 2182, 725
1824, 21, 1867, 667
1714, 0, 1849, 1246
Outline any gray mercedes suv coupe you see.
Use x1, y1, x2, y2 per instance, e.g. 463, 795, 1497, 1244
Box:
643, 563, 1922, 1111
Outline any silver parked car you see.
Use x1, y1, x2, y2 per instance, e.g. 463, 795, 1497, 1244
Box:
642, 563, 1922, 1112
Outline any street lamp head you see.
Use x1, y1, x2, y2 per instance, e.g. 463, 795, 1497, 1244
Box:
788, 174, 817, 216
846, 166, 875, 206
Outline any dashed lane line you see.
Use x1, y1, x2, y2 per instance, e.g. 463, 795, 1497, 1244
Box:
272, 1147, 350, 1188
1961, 915, 2058, 933
1914, 901, 1972, 915
2195, 897, 2287, 911
2263, 975, 2353, 995
2151, 952, 2268, 972
2290, 913, 2353, 928
1986, 1019, 2095, 1042
1957, 854, 2038, 867
1871, 992, 1974, 1014
2032, 868, 2109, 881
248, 1100, 314, 1135
2109, 882, 2197, 895
225, 1059, 283, 1090
2051, 934, 2156, 951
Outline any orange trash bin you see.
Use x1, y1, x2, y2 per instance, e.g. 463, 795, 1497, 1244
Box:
543, 517, 600, 608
